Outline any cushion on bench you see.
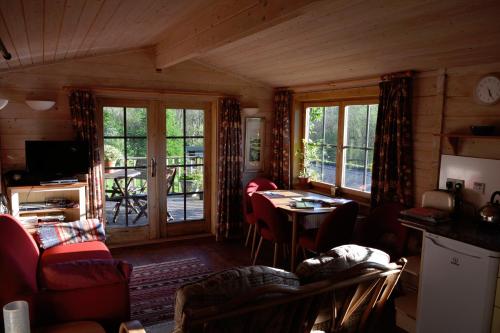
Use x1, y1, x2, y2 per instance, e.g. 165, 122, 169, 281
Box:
36, 219, 105, 249
296, 244, 390, 283
173, 265, 300, 332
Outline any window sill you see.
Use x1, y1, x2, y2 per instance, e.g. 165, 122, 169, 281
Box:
293, 179, 371, 207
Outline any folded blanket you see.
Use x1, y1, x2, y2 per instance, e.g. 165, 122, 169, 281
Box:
37, 219, 106, 249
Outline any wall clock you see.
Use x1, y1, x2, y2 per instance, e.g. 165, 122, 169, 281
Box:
474, 74, 500, 105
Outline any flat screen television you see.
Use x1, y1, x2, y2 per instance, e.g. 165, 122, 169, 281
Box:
25, 140, 90, 181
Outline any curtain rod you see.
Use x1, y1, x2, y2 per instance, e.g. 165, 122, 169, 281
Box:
279, 70, 419, 93
62, 86, 241, 98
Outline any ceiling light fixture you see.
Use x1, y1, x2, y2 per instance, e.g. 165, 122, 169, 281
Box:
0, 99, 8, 110
25, 100, 56, 111
0, 38, 12, 60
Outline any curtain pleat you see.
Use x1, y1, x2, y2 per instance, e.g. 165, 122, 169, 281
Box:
216, 98, 243, 240
69, 90, 104, 222
270, 90, 292, 189
371, 76, 414, 207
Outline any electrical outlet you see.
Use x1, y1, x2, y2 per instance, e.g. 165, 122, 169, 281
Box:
473, 182, 486, 194
446, 178, 465, 190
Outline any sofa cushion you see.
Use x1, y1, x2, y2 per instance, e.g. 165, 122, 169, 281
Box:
296, 244, 390, 283
40, 241, 112, 267
37, 219, 105, 249
173, 265, 299, 332
40, 259, 132, 291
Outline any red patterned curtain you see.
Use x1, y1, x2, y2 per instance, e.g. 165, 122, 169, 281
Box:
69, 90, 104, 222
216, 98, 243, 240
270, 90, 292, 189
371, 74, 414, 208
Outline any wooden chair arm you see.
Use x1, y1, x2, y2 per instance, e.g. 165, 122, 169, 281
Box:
119, 320, 146, 333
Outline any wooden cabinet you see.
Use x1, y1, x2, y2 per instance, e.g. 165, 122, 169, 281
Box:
7, 183, 87, 231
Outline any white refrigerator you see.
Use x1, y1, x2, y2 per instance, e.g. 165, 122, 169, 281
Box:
417, 233, 500, 333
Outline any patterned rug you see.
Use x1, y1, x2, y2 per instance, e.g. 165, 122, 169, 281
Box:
129, 257, 212, 326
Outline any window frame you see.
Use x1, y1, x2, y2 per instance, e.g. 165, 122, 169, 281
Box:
301, 98, 378, 198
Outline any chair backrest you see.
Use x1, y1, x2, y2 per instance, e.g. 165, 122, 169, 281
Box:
179, 259, 407, 333
243, 178, 278, 221
315, 201, 359, 253
364, 202, 407, 259
0, 214, 40, 308
251, 192, 289, 243
166, 167, 177, 194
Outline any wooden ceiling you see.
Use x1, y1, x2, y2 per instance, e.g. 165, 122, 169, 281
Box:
2, 0, 500, 87
0, 0, 206, 69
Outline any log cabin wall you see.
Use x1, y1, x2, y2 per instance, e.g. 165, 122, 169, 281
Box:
0, 48, 273, 177
412, 61, 500, 207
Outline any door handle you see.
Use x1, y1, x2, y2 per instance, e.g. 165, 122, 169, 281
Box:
151, 158, 156, 178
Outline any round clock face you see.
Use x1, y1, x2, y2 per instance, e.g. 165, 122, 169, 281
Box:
475, 75, 500, 105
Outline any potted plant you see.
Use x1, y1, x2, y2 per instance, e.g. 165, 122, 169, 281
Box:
104, 145, 122, 171
295, 139, 319, 186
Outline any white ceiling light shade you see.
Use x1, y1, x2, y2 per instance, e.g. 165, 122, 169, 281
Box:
0, 99, 8, 110
25, 100, 55, 111
242, 108, 259, 115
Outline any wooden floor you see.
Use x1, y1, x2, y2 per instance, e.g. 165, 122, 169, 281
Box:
111, 235, 403, 333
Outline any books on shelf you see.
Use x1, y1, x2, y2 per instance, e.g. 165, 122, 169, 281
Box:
400, 207, 450, 223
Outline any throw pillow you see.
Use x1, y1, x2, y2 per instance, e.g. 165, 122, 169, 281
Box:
37, 219, 105, 249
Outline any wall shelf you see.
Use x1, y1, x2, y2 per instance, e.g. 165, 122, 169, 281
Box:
433, 133, 500, 155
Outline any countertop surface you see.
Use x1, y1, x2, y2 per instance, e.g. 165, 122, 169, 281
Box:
400, 216, 500, 252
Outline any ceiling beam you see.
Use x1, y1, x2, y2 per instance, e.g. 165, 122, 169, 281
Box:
155, 0, 322, 69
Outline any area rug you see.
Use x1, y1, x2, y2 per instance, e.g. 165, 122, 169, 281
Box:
129, 257, 212, 326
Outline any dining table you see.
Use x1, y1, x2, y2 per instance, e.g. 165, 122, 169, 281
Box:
257, 189, 351, 271
104, 169, 141, 198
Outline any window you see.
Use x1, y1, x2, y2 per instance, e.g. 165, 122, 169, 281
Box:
303, 102, 378, 194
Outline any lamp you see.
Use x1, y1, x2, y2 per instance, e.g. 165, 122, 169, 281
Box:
3, 300, 30, 333
0, 99, 8, 110
25, 100, 55, 111
242, 108, 259, 116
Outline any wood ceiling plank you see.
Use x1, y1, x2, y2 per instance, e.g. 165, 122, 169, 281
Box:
0, 14, 21, 68
65, 0, 105, 59
23, 0, 44, 64
0, 0, 32, 66
43, 0, 65, 63
54, 0, 86, 61
75, 0, 121, 58
155, 0, 322, 69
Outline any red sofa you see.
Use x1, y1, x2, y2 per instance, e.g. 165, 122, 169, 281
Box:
0, 214, 131, 330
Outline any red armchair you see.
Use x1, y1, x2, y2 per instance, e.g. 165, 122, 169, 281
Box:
0, 214, 131, 330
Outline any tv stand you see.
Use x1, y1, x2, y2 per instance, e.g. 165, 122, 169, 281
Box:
40, 178, 79, 185
7, 183, 87, 232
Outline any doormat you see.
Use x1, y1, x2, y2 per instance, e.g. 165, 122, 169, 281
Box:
129, 257, 212, 326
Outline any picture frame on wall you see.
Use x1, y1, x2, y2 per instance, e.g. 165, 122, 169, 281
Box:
244, 117, 265, 171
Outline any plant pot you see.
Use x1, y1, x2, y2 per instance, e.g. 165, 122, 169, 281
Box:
104, 160, 115, 173
297, 176, 310, 186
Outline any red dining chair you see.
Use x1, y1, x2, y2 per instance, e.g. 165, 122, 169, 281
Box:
358, 202, 407, 260
298, 201, 359, 255
243, 178, 278, 259
251, 192, 291, 267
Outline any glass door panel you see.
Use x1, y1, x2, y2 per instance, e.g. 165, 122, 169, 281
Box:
165, 108, 205, 223
103, 106, 149, 228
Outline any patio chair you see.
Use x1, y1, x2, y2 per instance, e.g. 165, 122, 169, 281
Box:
128, 166, 177, 224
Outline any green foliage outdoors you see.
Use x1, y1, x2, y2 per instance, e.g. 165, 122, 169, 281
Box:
305, 104, 378, 181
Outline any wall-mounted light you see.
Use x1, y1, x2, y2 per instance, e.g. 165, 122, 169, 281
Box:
0, 99, 8, 110
242, 108, 259, 116
25, 100, 55, 111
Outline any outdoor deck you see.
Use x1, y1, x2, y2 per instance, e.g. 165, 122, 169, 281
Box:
105, 194, 204, 228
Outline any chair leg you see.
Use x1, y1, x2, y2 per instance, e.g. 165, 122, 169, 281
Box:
250, 225, 258, 259
253, 236, 264, 266
245, 224, 253, 247
273, 242, 279, 268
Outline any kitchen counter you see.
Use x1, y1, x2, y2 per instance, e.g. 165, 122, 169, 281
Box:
399, 216, 500, 252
